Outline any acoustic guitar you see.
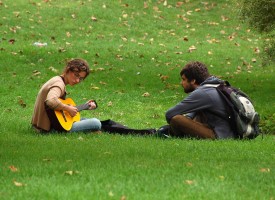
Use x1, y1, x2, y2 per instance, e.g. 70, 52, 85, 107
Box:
54, 98, 95, 131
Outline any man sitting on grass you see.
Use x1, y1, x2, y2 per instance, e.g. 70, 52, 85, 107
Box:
165, 61, 235, 139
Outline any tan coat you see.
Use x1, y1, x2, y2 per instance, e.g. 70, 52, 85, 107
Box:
31, 76, 66, 131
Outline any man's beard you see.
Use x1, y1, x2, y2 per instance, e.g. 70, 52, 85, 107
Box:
184, 86, 195, 93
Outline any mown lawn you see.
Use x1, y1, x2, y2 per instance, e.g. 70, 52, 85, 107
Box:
0, 0, 274, 199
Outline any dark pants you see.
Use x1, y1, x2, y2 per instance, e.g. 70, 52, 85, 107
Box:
169, 115, 216, 139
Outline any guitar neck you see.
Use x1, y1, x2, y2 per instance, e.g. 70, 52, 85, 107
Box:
76, 103, 90, 112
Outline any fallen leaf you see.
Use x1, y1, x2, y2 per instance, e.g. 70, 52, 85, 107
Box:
142, 92, 150, 97
32, 70, 41, 76
254, 47, 260, 53
9, 165, 18, 172
185, 180, 195, 185
49, 66, 58, 73
183, 36, 188, 41
78, 136, 84, 141
65, 171, 73, 175
91, 86, 100, 90
99, 81, 107, 85
91, 16, 97, 21
144, 2, 148, 8
96, 67, 105, 71
65, 170, 80, 175
120, 195, 127, 200
176, 2, 184, 7
18, 97, 26, 108
260, 168, 270, 173
42, 158, 52, 162
160, 75, 169, 81
187, 11, 192, 15
221, 15, 229, 21
153, 6, 159, 12
188, 45, 197, 53
9, 39, 15, 44
13, 181, 25, 187
108, 191, 114, 197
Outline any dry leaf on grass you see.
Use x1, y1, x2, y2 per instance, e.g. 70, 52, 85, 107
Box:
9, 165, 19, 172
13, 180, 25, 187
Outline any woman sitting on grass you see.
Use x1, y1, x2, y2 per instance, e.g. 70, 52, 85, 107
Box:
31, 58, 101, 133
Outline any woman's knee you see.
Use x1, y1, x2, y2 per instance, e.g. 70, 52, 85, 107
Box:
89, 118, 101, 130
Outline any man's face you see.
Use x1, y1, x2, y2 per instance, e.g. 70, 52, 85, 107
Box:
181, 74, 196, 93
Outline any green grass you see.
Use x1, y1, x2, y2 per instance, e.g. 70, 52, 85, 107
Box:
1, 0, 275, 199
2, 132, 275, 199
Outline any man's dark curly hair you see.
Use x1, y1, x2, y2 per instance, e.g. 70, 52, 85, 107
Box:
180, 61, 210, 84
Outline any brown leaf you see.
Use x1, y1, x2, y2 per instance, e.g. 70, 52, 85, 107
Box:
176, 2, 184, 7
120, 195, 127, 200
153, 6, 159, 12
144, 2, 148, 8
9, 39, 15, 44
160, 75, 169, 82
9, 165, 19, 172
18, 97, 26, 108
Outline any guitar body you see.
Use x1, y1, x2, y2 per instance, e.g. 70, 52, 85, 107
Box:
54, 98, 81, 131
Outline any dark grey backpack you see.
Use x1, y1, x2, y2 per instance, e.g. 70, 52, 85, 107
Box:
205, 81, 260, 139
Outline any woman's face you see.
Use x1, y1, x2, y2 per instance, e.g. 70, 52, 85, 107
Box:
67, 70, 87, 86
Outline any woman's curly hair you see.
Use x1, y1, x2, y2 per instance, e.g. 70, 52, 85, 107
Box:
63, 58, 90, 79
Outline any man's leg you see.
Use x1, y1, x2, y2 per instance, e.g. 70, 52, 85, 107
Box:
169, 115, 216, 139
